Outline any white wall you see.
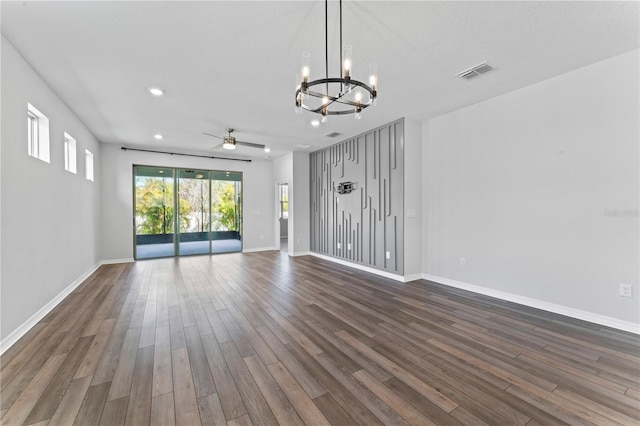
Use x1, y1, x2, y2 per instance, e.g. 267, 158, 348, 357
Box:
292, 151, 310, 255
273, 153, 293, 253
404, 118, 422, 278
272, 152, 310, 256
1, 36, 102, 341
100, 144, 275, 261
424, 50, 639, 326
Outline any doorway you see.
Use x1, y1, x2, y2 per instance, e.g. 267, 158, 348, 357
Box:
134, 166, 242, 259
278, 183, 288, 251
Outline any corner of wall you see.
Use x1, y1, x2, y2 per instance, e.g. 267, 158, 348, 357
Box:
403, 118, 423, 277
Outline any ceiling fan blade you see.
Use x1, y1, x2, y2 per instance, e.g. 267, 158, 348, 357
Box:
202, 132, 224, 140
236, 140, 265, 149
209, 142, 224, 150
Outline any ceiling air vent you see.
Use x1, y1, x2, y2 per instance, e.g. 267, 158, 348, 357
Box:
324, 132, 341, 138
294, 144, 312, 150
457, 62, 494, 80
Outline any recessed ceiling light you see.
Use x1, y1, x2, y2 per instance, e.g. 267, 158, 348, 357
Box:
148, 87, 164, 96
264, 147, 271, 153
154, 134, 163, 140
311, 120, 320, 127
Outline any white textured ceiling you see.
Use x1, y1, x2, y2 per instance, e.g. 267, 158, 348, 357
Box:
2, 1, 638, 160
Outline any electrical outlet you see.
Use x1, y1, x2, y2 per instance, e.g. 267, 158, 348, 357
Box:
337, 242, 341, 249
347, 243, 351, 250
385, 251, 391, 259
619, 283, 632, 298
460, 258, 466, 267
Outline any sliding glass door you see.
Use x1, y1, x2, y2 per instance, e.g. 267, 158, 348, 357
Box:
177, 169, 211, 256
134, 166, 176, 259
134, 166, 242, 259
211, 171, 242, 254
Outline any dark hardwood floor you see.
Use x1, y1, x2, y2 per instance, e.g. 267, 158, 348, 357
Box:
1, 251, 639, 425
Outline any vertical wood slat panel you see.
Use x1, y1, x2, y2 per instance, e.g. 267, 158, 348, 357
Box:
310, 119, 404, 274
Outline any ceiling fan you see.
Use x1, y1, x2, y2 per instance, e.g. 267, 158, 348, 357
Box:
202, 128, 266, 151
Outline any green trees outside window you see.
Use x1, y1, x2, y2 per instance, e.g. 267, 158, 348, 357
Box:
135, 173, 241, 236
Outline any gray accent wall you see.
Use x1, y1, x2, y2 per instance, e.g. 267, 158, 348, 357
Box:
310, 119, 404, 274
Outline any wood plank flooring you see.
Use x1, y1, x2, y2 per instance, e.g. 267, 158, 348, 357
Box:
1, 252, 639, 425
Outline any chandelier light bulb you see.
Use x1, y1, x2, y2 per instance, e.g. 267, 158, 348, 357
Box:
301, 52, 311, 82
343, 45, 352, 79
321, 107, 328, 123
369, 63, 378, 90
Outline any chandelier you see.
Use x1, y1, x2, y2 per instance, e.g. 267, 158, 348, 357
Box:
295, 0, 378, 121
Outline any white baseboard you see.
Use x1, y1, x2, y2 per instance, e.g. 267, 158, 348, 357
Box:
101, 258, 134, 264
404, 273, 423, 282
0, 261, 102, 355
422, 274, 640, 335
242, 246, 278, 253
290, 251, 311, 257
309, 252, 417, 283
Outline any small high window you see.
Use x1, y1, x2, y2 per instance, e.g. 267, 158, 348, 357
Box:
27, 103, 50, 163
85, 150, 94, 181
64, 133, 77, 174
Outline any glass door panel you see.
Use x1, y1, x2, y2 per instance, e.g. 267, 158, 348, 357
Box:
177, 169, 211, 256
134, 166, 175, 259
211, 171, 242, 253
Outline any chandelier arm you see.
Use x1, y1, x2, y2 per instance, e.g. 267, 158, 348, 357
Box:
298, 77, 376, 114
300, 105, 368, 115
305, 78, 375, 95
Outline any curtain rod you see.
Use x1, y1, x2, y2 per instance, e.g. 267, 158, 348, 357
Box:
120, 147, 251, 162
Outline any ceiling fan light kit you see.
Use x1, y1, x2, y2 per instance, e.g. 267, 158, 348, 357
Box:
295, 0, 378, 121
223, 137, 236, 150
203, 128, 266, 152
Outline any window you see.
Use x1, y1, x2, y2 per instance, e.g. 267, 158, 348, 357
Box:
64, 133, 77, 174
85, 150, 94, 181
279, 183, 288, 219
28, 111, 38, 157
27, 103, 50, 162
